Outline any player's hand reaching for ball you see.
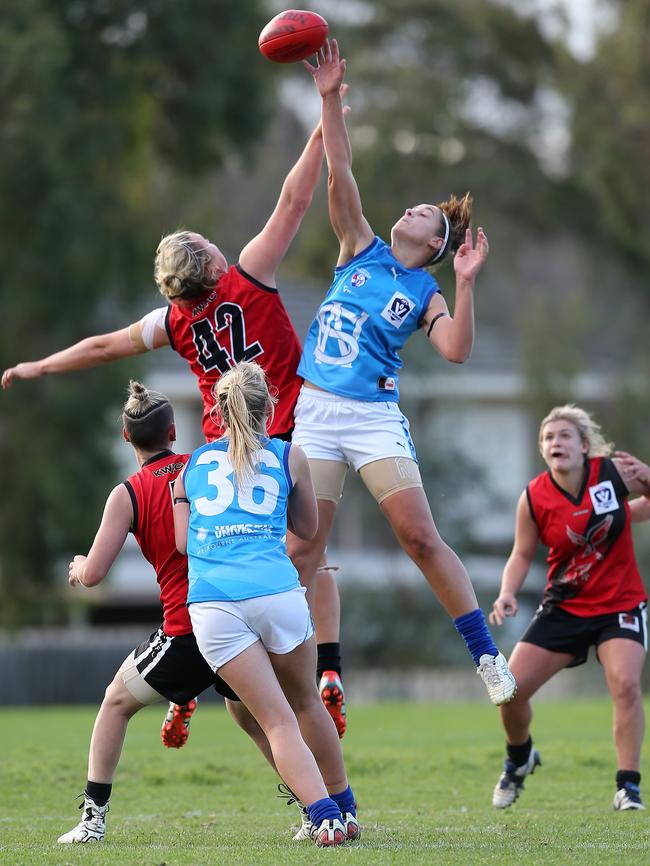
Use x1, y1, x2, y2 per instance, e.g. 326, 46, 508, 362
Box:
303, 38, 346, 97
454, 227, 489, 285
489, 592, 518, 626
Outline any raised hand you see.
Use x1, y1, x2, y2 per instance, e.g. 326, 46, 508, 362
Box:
302, 38, 346, 97
614, 451, 650, 492
454, 227, 489, 284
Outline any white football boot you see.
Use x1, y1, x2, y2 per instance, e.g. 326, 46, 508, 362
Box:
310, 816, 347, 847
57, 796, 108, 843
492, 749, 542, 808
477, 652, 517, 705
613, 783, 645, 811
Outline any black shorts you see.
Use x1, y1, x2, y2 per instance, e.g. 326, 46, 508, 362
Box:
133, 627, 239, 704
520, 602, 648, 668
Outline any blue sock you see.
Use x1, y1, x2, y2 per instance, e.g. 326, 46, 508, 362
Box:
330, 784, 355, 817
307, 796, 343, 826
453, 608, 498, 666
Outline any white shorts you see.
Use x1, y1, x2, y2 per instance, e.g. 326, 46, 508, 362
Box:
189, 586, 314, 671
292, 386, 418, 471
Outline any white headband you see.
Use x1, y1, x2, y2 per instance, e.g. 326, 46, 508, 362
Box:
430, 212, 450, 263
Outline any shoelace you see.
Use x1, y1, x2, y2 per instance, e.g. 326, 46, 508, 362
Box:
277, 783, 304, 809
74, 793, 109, 820
479, 659, 502, 687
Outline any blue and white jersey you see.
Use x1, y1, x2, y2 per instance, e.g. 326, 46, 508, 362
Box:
298, 237, 440, 402
184, 437, 299, 603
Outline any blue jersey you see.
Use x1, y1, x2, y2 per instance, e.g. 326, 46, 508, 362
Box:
298, 236, 439, 402
184, 437, 299, 603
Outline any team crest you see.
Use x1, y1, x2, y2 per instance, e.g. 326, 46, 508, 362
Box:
588, 481, 619, 515
350, 268, 371, 288
380, 291, 416, 328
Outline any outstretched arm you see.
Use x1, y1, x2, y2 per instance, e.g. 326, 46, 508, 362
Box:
303, 39, 374, 264
68, 484, 133, 588
421, 227, 489, 363
238, 117, 325, 287
1, 315, 169, 390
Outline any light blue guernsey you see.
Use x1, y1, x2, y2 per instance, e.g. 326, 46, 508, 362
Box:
298, 237, 440, 402
184, 437, 299, 602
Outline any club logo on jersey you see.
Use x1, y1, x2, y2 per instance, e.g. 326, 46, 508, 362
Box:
548, 514, 615, 597
314, 303, 369, 366
380, 292, 416, 328
350, 267, 371, 288
588, 481, 619, 515
619, 612, 640, 632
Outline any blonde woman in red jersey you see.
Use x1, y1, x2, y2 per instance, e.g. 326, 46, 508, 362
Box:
489, 405, 650, 811
57, 381, 282, 845
2, 114, 348, 737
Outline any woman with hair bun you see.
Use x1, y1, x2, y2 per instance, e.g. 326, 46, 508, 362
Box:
288, 39, 515, 706
490, 404, 650, 811
173, 361, 358, 848
58, 381, 278, 844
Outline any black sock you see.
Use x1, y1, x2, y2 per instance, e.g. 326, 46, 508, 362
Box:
85, 781, 112, 807
616, 769, 641, 790
506, 737, 532, 767
317, 642, 341, 680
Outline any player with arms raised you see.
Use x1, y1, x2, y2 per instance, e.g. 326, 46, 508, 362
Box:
292, 39, 515, 703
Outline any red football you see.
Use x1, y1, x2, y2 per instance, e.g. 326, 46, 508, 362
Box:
258, 9, 328, 64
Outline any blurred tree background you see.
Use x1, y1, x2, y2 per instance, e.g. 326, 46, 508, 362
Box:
2, 0, 650, 631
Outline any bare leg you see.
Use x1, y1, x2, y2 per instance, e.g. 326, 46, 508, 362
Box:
225, 697, 276, 771
500, 642, 573, 745
88, 662, 148, 783
379, 486, 478, 617
287, 499, 338, 609
312, 564, 341, 644
270, 636, 347, 793
599, 639, 646, 771
217, 641, 330, 807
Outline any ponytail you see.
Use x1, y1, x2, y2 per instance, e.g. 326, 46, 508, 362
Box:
212, 362, 276, 486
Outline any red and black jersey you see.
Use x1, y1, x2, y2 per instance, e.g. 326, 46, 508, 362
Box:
527, 456, 646, 617
124, 451, 191, 636
165, 265, 303, 441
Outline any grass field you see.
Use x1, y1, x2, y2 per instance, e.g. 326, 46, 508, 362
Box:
1, 699, 649, 865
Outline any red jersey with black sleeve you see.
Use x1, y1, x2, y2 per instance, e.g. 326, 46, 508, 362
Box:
527, 456, 646, 617
165, 265, 303, 441
123, 451, 191, 636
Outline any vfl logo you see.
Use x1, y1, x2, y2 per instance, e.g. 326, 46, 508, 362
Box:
380, 292, 415, 328
589, 481, 619, 515
619, 612, 640, 632
314, 303, 369, 366
350, 268, 371, 288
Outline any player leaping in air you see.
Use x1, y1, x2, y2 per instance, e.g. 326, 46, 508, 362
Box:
288, 38, 516, 705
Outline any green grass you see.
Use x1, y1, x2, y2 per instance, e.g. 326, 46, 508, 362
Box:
1, 700, 649, 865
